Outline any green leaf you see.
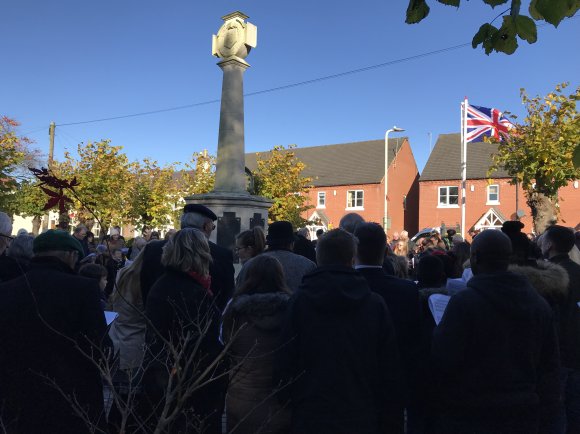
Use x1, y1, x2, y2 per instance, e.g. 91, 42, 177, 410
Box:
406, 0, 430, 24
514, 14, 538, 43
472, 23, 499, 52
482, 0, 509, 7
491, 15, 518, 54
573, 144, 580, 169
532, 0, 580, 26
437, 0, 460, 6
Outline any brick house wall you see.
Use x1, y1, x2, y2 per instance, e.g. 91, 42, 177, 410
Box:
419, 178, 580, 236
303, 139, 420, 235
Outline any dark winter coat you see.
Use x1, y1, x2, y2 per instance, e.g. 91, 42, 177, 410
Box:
549, 254, 580, 370
357, 267, 422, 418
274, 265, 404, 434
141, 239, 235, 311
144, 268, 226, 434
0, 256, 108, 433
0, 254, 27, 282
222, 292, 291, 434
431, 271, 560, 424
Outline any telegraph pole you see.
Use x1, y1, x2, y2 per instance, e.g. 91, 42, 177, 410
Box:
48, 121, 55, 169
42, 122, 56, 232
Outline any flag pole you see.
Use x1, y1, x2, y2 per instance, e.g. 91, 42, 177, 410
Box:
461, 98, 468, 239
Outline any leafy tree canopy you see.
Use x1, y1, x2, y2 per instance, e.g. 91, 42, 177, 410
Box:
406, 0, 579, 54
253, 145, 313, 228
490, 83, 579, 231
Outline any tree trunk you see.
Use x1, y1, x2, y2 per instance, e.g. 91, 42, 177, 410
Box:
527, 191, 558, 234
31, 215, 41, 235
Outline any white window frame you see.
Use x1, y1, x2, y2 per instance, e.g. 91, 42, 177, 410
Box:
317, 191, 326, 208
486, 184, 500, 205
346, 190, 364, 210
438, 186, 459, 208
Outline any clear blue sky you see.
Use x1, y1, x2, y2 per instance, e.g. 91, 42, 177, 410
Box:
3, 1, 579, 172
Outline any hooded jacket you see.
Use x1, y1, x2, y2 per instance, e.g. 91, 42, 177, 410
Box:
274, 265, 404, 434
431, 271, 560, 412
222, 292, 291, 434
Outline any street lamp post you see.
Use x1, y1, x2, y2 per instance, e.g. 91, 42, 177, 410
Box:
384, 126, 405, 233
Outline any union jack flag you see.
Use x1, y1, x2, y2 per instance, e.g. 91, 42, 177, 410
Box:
466, 104, 514, 143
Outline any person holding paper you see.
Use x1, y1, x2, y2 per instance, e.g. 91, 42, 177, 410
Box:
429, 229, 560, 434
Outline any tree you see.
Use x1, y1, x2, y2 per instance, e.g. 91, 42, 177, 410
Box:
490, 83, 579, 233
12, 179, 50, 234
406, 0, 579, 55
0, 117, 40, 213
127, 159, 180, 231
56, 140, 136, 235
253, 145, 313, 227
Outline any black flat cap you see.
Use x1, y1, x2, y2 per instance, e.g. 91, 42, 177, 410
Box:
183, 204, 217, 221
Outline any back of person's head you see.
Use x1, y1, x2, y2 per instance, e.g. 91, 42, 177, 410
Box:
32, 229, 84, 269
544, 225, 575, 255
236, 227, 266, 255
417, 255, 446, 288
7, 235, 34, 262
470, 229, 512, 274
162, 228, 211, 275
316, 229, 357, 267
133, 236, 147, 249
501, 220, 532, 265
297, 227, 309, 238
0, 212, 13, 255
266, 221, 295, 249
447, 229, 456, 237
316, 228, 324, 238
400, 230, 409, 241
339, 213, 364, 234
236, 255, 290, 296
451, 241, 471, 272
164, 229, 177, 240
354, 222, 386, 265
73, 224, 87, 235
180, 211, 208, 230
79, 263, 107, 280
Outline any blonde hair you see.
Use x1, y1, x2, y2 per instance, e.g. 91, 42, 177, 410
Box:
162, 228, 211, 275
113, 244, 148, 304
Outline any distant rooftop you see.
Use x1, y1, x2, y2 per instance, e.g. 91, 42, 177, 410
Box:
420, 133, 509, 181
245, 138, 409, 187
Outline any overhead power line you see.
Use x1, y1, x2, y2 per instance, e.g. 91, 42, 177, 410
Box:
55, 16, 577, 128
57, 42, 470, 127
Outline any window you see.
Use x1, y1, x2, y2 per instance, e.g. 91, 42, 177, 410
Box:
317, 191, 326, 208
487, 184, 499, 204
438, 186, 459, 207
346, 190, 364, 209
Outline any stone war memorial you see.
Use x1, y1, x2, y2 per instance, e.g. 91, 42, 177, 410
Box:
186, 11, 272, 252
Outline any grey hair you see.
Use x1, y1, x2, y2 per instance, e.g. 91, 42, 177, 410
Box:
180, 211, 210, 230
162, 228, 212, 275
0, 212, 12, 235
7, 235, 34, 261
0, 212, 13, 254
74, 224, 87, 234
339, 213, 365, 234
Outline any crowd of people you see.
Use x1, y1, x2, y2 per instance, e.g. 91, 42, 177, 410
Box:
0, 207, 579, 434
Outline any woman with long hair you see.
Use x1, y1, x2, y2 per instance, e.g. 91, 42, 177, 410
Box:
222, 255, 292, 434
143, 228, 224, 434
108, 244, 148, 371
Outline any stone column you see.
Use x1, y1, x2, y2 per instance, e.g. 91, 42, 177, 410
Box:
214, 57, 248, 193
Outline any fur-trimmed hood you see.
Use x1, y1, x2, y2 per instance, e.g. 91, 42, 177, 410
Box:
509, 260, 569, 304
224, 292, 290, 332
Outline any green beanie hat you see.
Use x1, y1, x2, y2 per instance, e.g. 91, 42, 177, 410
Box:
33, 229, 84, 257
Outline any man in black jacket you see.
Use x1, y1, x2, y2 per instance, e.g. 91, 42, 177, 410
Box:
140, 204, 235, 311
275, 229, 403, 434
0, 230, 108, 433
430, 229, 560, 434
354, 222, 422, 433
542, 225, 580, 433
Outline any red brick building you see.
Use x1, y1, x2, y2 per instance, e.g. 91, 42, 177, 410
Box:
420, 133, 580, 236
246, 138, 420, 236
